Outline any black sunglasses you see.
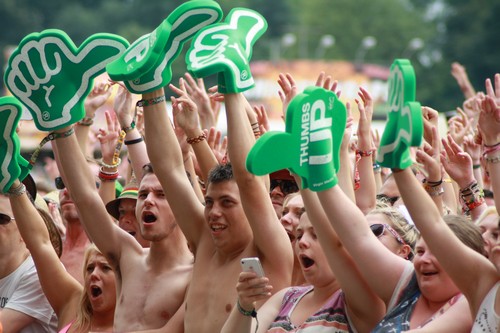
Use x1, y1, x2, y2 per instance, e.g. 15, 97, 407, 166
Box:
270, 179, 299, 196
370, 223, 407, 246
0, 213, 14, 225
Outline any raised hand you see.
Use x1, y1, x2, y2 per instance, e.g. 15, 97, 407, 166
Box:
183, 73, 216, 130
5, 29, 128, 131
206, 127, 227, 164
355, 86, 374, 142
0, 97, 29, 192
278, 73, 299, 120
478, 94, 500, 146
84, 81, 112, 117
235, 271, 272, 315
451, 62, 476, 99
97, 111, 120, 163
247, 86, 346, 191
107, 1, 223, 94
376, 59, 423, 169
447, 107, 471, 146
187, 8, 268, 93
485, 73, 500, 106
113, 83, 134, 129
253, 104, 270, 133
441, 134, 475, 188
169, 78, 200, 134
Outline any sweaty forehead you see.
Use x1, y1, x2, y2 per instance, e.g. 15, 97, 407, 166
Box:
139, 173, 161, 189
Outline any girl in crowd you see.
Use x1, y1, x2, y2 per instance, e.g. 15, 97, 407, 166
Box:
7, 178, 116, 332
367, 203, 419, 260
222, 190, 385, 333
476, 206, 499, 257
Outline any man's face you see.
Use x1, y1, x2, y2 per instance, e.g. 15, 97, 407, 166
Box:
118, 198, 149, 248
204, 180, 249, 247
136, 173, 176, 242
59, 188, 79, 222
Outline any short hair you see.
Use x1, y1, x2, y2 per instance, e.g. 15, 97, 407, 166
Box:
443, 214, 486, 256
142, 163, 155, 177
369, 202, 420, 260
207, 163, 234, 185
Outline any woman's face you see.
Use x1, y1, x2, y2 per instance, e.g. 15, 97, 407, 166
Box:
280, 195, 304, 242
413, 238, 460, 302
294, 214, 335, 286
85, 252, 116, 313
367, 213, 407, 259
477, 214, 499, 257
489, 219, 500, 275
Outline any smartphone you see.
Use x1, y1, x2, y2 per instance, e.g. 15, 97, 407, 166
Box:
240, 257, 265, 278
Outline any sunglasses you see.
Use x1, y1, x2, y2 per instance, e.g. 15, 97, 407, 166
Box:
270, 179, 299, 196
0, 213, 14, 225
370, 223, 407, 246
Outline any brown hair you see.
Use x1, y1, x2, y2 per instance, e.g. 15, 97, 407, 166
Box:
444, 215, 486, 256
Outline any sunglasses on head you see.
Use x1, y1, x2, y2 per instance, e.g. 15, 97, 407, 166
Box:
370, 223, 407, 246
270, 179, 299, 196
0, 213, 14, 225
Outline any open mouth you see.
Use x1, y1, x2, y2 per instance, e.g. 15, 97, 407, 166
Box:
128, 231, 136, 237
91, 286, 102, 298
422, 271, 438, 276
300, 255, 315, 269
210, 224, 227, 232
142, 212, 157, 224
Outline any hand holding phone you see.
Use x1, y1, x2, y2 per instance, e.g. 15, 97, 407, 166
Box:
240, 257, 265, 278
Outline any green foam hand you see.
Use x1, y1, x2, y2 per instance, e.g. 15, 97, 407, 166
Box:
106, 0, 223, 94
186, 8, 268, 93
4, 29, 129, 131
0, 97, 29, 193
247, 86, 346, 191
376, 59, 423, 169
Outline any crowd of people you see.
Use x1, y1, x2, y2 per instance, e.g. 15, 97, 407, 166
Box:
1, 50, 499, 333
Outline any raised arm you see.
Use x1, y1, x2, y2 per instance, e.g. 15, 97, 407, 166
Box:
142, 87, 205, 250
392, 165, 496, 314
52, 125, 141, 266
8, 179, 82, 326
316, 184, 408, 306
113, 83, 149, 181
354, 87, 377, 213
224, 93, 293, 287
300, 188, 385, 332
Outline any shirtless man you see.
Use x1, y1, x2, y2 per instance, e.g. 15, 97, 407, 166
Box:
143, 86, 293, 333
58, 187, 91, 285
51, 129, 193, 331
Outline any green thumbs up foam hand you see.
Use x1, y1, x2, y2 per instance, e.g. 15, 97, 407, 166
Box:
376, 59, 423, 170
246, 86, 346, 192
186, 8, 268, 93
0, 97, 29, 193
106, 0, 223, 94
4, 29, 129, 131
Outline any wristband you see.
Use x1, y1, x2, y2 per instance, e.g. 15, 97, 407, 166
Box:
6, 182, 26, 197
236, 300, 257, 318
122, 121, 136, 133
136, 95, 166, 107
124, 137, 144, 146
187, 132, 207, 145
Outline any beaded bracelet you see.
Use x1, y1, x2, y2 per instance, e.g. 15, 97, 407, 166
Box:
136, 95, 166, 107
459, 181, 484, 214
101, 158, 121, 169
187, 132, 207, 145
113, 130, 127, 165
6, 182, 26, 197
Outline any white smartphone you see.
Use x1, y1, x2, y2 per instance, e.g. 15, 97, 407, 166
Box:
240, 257, 265, 278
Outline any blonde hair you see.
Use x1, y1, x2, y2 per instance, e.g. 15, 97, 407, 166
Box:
71, 244, 102, 332
369, 202, 420, 259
